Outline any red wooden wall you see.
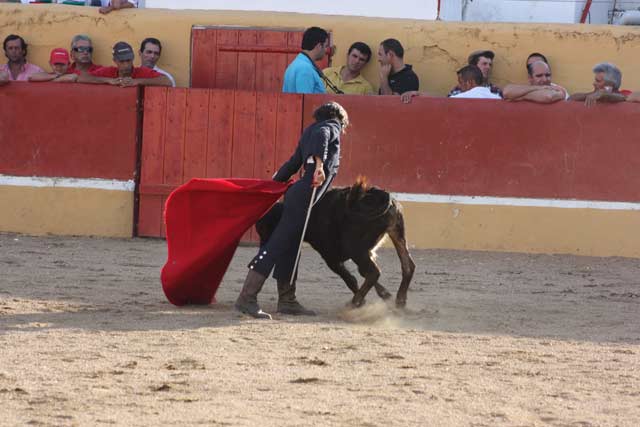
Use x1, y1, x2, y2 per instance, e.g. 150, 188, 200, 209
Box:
191, 27, 330, 91
138, 87, 303, 238
0, 84, 138, 180
304, 95, 640, 202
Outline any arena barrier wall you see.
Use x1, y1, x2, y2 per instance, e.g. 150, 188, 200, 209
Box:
137, 88, 640, 257
303, 95, 640, 257
0, 83, 139, 237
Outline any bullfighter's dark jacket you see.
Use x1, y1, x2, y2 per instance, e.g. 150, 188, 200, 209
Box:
248, 118, 342, 282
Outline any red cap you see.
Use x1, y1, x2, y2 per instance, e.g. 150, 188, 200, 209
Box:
50, 48, 70, 65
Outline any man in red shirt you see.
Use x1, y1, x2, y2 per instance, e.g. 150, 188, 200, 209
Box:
67, 35, 103, 75
80, 41, 171, 87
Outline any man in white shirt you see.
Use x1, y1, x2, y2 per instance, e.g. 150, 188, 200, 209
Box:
449, 65, 501, 99
139, 37, 176, 87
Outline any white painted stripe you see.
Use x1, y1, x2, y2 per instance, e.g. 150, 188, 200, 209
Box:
0, 175, 135, 192
392, 192, 640, 211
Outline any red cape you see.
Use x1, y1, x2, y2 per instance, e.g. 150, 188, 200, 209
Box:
160, 178, 290, 306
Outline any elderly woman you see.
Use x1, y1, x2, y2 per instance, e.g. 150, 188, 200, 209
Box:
235, 101, 349, 319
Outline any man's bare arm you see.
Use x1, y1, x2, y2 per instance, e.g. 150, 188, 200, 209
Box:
502, 84, 540, 100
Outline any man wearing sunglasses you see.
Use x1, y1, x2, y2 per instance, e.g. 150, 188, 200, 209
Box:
502, 60, 568, 104
68, 35, 103, 75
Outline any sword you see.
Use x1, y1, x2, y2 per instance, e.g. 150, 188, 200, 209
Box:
289, 185, 317, 286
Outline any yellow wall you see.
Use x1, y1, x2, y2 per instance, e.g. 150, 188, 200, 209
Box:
0, 186, 134, 238
2, 4, 640, 95
401, 202, 640, 258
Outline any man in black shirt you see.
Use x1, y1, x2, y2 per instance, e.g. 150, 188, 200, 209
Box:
377, 38, 419, 95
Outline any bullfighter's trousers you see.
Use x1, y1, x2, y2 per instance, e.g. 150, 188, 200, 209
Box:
248, 164, 334, 283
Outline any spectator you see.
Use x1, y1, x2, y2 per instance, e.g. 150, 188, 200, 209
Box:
450, 65, 501, 99
449, 50, 501, 97
282, 26, 329, 94
139, 37, 176, 87
526, 52, 548, 69
378, 38, 419, 95
28, 48, 78, 83
569, 62, 628, 107
68, 35, 103, 75
79, 41, 171, 87
502, 61, 568, 104
1, 34, 44, 81
99, 0, 137, 14
322, 42, 374, 95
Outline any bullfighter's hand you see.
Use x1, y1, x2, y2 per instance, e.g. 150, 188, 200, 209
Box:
312, 168, 325, 187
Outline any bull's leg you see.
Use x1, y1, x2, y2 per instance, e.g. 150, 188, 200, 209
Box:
373, 281, 392, 300
326, 261, 359, 295
351, 254, 381, 307
387, 209, 416, 308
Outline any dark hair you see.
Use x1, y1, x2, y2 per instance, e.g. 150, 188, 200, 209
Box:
140, 37, 162, 54
468, 50, 494, 66
313, 101, 349, 130
380, 38, 404, 59
348, 41, 372, 63
526, 60, 550, 76
3, 34, 27, 56
301, 27, 328, 51
457, 65, 483, 85
526, 52, 548, 69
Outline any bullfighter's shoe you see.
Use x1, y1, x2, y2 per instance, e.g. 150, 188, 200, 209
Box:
277, 281, 317, 316
235, 269, 272, 320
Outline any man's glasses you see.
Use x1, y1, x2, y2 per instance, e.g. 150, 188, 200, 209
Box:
72, 46, 93, 53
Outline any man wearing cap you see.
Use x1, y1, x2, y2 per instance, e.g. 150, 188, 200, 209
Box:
1, 34, 44, 82
503, 61, 568, 104
68, 35, 103, 75
81, 41, 171, 87
139, 37, 176, 87
448, 50, 501, 97
322, 42, 374, 95
29, 48, 78, 83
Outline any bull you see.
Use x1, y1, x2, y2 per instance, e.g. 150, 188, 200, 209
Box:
256, 177, 415, 308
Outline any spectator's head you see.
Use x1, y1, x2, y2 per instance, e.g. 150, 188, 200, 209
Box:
313, 101, 349, 132
70, 34, 94, 65
378, 38, 404, 66
526, 52, 548, 69
592, 62, 622, 91
346, 41, 371, 74
527, 60, 552, 86
140, 37, 162, 68
467, 50, 494, 82
112, 41, 135, 77
3, 34, 27, 64
301, 27, 329, 60
49, 48, 70, 75
456, 65, 483, 92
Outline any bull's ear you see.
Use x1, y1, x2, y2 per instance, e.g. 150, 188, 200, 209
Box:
355, 175, 369, 190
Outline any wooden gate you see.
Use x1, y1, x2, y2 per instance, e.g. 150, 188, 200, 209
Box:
190, 26, 331, 91
137, 87, 303, 238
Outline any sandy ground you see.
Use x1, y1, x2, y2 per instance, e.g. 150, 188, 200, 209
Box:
0, 233, 639, 427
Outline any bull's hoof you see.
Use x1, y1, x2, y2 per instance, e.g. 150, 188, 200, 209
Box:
378, 290, 392, 300
395, 298, 407, 309
350, 297, 366, 308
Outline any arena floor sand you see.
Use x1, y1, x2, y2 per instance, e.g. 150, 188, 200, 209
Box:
1, 233, 639, 426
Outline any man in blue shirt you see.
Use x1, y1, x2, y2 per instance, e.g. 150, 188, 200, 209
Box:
282, 27, 329, 94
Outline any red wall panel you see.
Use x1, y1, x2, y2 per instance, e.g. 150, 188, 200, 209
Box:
303, 95, 640, 202
138, 87, 303, 237
0, 83, 138, 181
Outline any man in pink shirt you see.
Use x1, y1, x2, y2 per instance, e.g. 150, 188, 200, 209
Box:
1, 34, 44, 82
